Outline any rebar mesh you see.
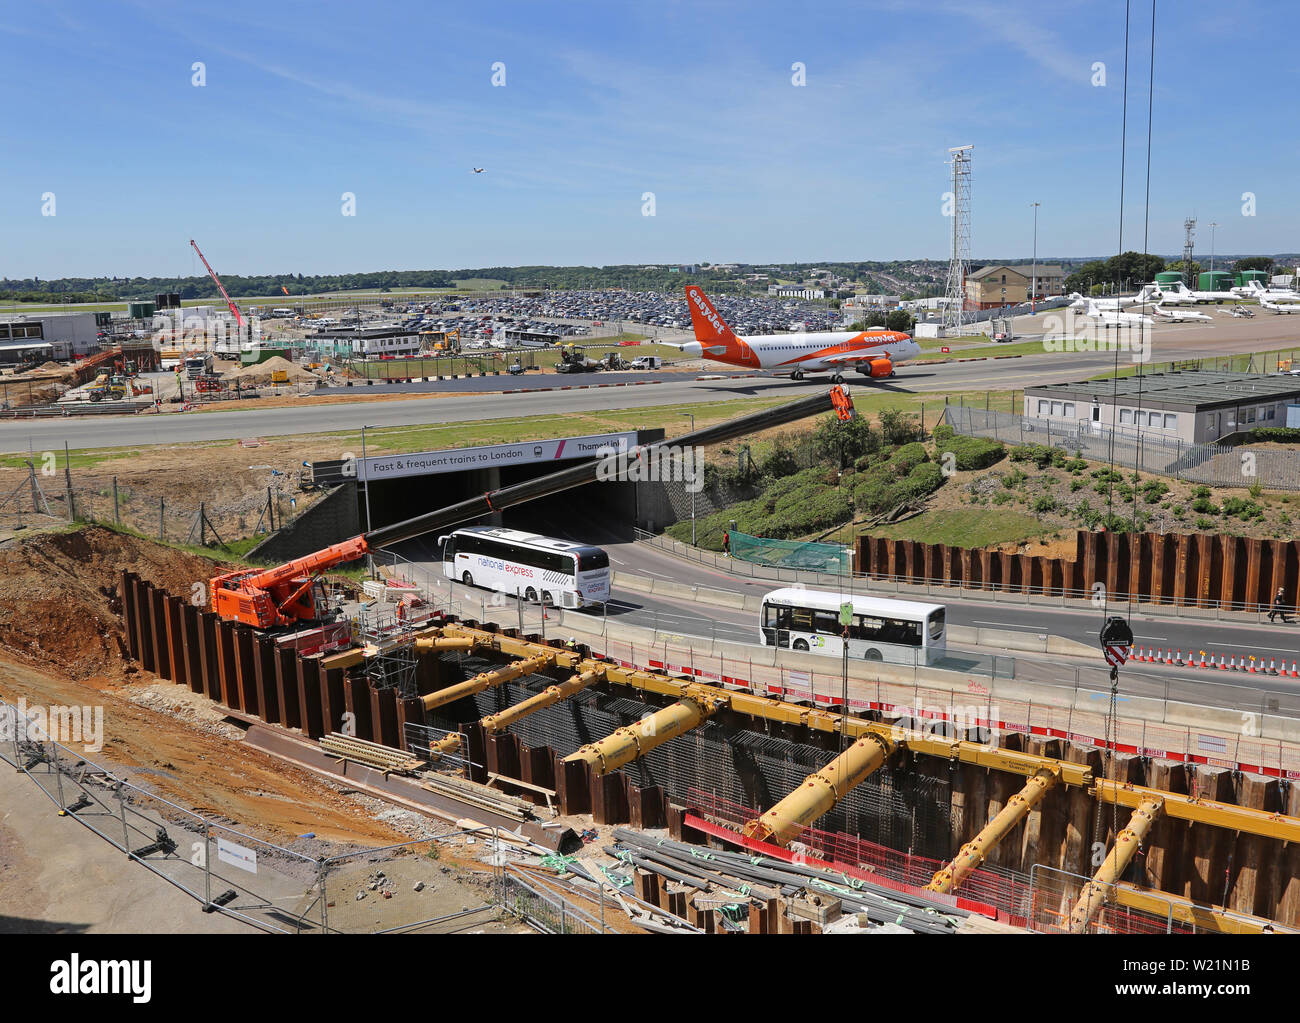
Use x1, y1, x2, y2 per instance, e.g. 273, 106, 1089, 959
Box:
425, 655, 952, 855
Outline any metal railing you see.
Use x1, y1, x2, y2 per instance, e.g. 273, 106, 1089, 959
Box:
495, 868, 612, 934
0, 703, 532, 935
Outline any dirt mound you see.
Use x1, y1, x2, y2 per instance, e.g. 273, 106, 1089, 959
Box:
0, 525, 234, 683
222, 355, 318, 386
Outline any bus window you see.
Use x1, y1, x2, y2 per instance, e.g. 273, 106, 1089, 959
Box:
879, 618, 921, 646
791, 608, 814, 631
764, 604, 792, 629
851, 615, 882, 641
928, 609, 946, 642
813, 610, 839, 635
577, 550, 608, 571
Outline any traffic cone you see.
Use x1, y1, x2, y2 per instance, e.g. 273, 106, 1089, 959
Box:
1198, 651, 1207, 668
1175, 649, 1184, 666
1268, 659, 1278, 675
1249, 657, 1258, 674
1291, 662, 1299, 678
1228, 656, 1236, 671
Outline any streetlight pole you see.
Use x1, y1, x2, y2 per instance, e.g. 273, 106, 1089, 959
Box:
1030, 202, 1040, 313
678, 412, 696, 546
1209, 221, 1218, 272
361, 424, 377, 577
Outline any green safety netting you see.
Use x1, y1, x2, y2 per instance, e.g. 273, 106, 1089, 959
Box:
728, 530, 851, 573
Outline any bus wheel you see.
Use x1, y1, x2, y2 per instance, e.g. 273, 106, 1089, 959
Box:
864, 649, 883, 661
461, 572, 474, 587
541, 591, 554, 607
525, 587, 538, 602
793, 639, 809, 651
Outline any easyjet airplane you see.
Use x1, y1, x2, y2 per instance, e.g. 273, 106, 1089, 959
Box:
670, 285, 921, 382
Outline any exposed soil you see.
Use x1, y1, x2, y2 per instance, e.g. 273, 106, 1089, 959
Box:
0, 525, 232, 683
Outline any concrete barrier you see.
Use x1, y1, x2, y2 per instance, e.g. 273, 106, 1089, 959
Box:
1046, 635, 1098, 658
696, 586, 747, 610
610, 571, 654, 594
652, 580, 700, 601
1161, 699, 1262, 736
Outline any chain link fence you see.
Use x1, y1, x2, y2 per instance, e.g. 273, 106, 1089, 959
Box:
0, 695, 555, 935
0, 459, 305, 547
730, 529, 850, 572
945, 405, 1300, 491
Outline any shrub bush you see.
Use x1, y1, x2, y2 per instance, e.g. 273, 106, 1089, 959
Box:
1010, 443, 1065, 469
890, 441, 929, 473
1249, 427, 1300, 443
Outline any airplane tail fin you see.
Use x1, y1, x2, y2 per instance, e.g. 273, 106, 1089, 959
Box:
685, 285, 742, 352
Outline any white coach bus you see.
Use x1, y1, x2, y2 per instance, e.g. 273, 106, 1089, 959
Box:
439, 526, 610, 608
759, 587, 946, 665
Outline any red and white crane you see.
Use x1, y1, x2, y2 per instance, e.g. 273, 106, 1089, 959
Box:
189, 238, 243, 327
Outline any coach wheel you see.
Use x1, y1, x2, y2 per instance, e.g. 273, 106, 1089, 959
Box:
541, 591, 554, 607
525, 587, 538, 602
793, 639, 809, 651
461, 572, 474, 587
864, 648, 883, 661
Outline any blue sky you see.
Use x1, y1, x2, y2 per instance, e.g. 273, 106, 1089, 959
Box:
3, 0, 1297, 278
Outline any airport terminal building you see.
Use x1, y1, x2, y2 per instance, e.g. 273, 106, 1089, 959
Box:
1022, 372, 1300, 445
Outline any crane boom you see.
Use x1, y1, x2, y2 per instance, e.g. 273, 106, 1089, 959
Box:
189, 239, 244, 327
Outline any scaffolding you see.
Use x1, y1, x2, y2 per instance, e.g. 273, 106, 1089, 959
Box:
355, 608, 420, 697
942, 145, 973, 333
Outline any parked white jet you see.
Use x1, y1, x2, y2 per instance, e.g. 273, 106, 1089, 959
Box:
1232, 280, 1300, 303
1084, 300, 1154, 327
1068, 285, 1162, 311
1151, 304, 1213, 323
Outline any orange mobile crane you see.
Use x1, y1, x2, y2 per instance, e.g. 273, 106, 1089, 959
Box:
209, 386, 857, 629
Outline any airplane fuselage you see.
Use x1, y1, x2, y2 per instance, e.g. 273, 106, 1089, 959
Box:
681, 330, 919, 374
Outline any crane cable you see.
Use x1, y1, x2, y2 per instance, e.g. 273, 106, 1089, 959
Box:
1096, 0, 1154, 892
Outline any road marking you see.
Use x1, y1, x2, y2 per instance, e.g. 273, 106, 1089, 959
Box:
971, 620, 1043, 631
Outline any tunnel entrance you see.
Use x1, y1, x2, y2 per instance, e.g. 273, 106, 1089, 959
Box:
357, 428, 664, 550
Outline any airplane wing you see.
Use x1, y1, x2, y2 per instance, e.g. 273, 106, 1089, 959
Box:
817, 351, 893, 367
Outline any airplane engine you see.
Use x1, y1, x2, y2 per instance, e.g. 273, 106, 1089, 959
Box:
867, 357, 893, 377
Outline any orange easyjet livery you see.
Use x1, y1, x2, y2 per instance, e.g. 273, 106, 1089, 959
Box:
672, 285, 920, 381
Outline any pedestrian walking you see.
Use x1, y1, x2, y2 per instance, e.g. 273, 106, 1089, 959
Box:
1268, 587, 1289, 623
722, 530, 731, 557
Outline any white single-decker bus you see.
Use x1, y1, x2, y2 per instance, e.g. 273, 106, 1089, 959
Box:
439, 526, 610, 608
759, 588, 946, 665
